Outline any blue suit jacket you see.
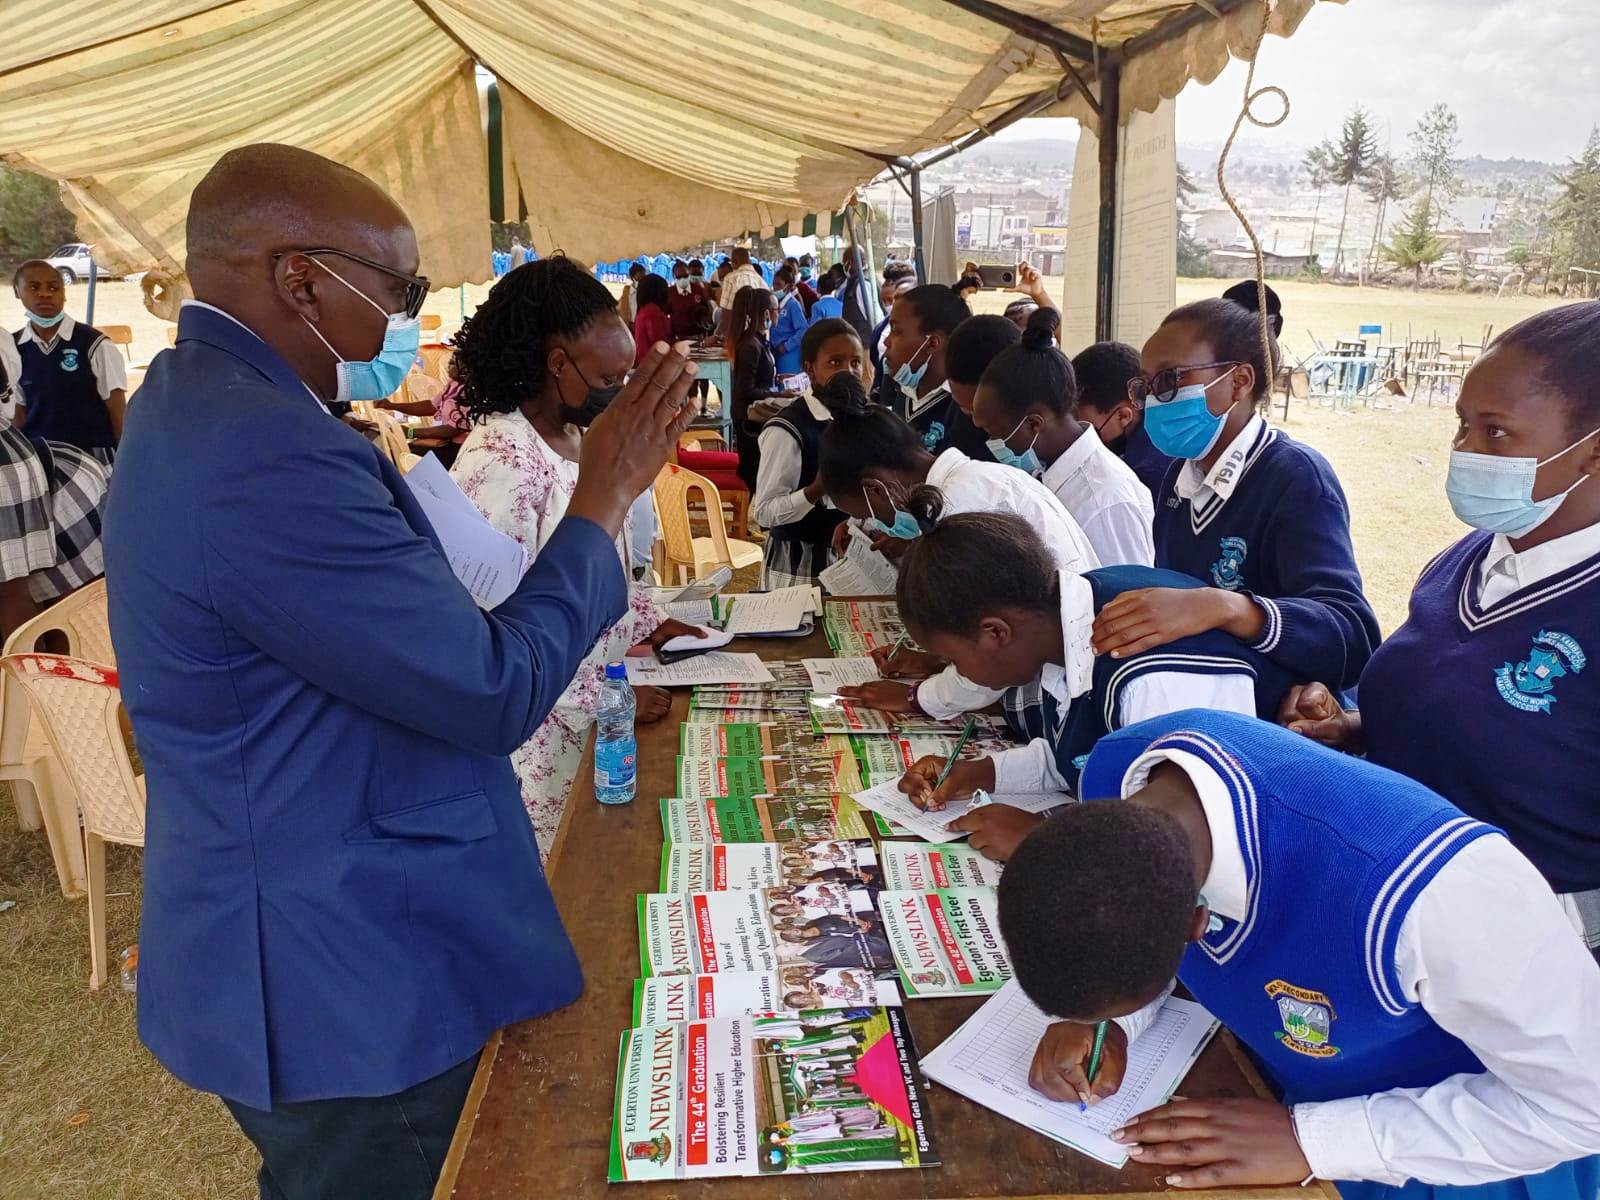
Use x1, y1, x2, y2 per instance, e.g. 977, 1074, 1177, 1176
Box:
103, 305, 626, 1107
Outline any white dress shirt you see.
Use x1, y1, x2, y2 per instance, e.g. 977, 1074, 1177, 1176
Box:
1174, 412, 1266, 506
1476, 520, 1600, 608
1111, 749, 1600, 1187
914, 450, 1102, 721
986, 571, 1257, 793
16, 313, 127, 400
1039, 423, 1155, 567
753, 392, 831, 529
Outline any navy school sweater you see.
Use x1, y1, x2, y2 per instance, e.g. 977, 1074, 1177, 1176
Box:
1152, 420, 1380, 691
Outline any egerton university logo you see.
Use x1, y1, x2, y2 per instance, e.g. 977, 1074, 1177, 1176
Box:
1210, 536, 1248, 590
1495, 629, 1585, 714
1264, 979, 1339, 1058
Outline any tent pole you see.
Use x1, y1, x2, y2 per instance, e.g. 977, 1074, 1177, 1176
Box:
937, 0, 1097, 61
1094, 61, 1121, 342
909, 165, 927, 283
86, 256, 98, 326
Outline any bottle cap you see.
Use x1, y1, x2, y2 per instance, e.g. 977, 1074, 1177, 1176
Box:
605, 662, 627, 680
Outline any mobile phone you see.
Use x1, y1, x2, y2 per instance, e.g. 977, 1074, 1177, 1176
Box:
976, 264, 1018, 289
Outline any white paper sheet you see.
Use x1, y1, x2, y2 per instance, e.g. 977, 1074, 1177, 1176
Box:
721, 586, 812, 636
664, 598, 716, 625
921, 981, 1218, 1167
819, 531, 898, 597
622, 652, 776, 688
660, 628, 735, 654
402, 455, 528, 609
849, 780, 1067, 845
801, 657, 881, 694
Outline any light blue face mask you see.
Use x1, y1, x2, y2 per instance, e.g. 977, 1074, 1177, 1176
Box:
301, 260, 421, 403
1144, 373, 1236, 460
891, 335, 932, 403
862, 482, 921, 540
1446, 427, 1600, 537
987, 416, 1043, 476
26, 309, 66, 329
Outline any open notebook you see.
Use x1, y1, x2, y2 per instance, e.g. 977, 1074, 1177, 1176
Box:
920, 980, 1218, 1167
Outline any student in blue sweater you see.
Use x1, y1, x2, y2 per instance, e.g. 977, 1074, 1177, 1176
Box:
996, 711, 1600, 1200
1092, 299, 1380, 692
768, 264, 810, 377
1280, 303, 1600, 961
883, 503, 1291, 857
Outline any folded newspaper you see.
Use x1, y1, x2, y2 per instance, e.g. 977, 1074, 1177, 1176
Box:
609, 1007, 938, 1181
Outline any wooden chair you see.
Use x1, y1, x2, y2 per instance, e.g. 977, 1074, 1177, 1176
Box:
1, 580, 115, 898
2, 654, 145, 988
651, 463, 761, 585
672, 431, 750, 536
101, 325, 134, 360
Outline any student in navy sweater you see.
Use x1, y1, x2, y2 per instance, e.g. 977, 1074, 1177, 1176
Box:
882, 284, 973, 455
883, 505, 1290, 858
1071, 340, 1175, 496
942, 313, 1018, 463
998, 711, 1600, 1200
1281, 303, 1600, 961
1093, 299, 1380, 692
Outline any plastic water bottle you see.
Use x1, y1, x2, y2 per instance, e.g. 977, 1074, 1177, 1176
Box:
594, 663, 637, 805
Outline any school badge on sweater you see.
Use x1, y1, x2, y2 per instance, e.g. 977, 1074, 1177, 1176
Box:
1210, 536, 1248, 590
1264, 979, 1338, 1058
1495, 629, 1585, 713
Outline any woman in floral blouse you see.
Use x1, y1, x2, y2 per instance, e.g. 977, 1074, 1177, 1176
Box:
451, 256, 703, 860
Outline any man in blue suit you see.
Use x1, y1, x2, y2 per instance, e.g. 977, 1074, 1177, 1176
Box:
103, 144, 700, 1200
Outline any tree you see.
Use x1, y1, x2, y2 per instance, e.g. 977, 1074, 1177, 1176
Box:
1407, 103, 1464, 219
1551, 126, 1600, 289
1175, 163, 1210, 276
1360, 153, 1403, 272
1301, 144, 1332, 264
1327, 108, 1379, 275
1386, 197, 1447, 286
0, 167, 77, 273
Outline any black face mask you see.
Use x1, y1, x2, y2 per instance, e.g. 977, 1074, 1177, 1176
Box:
559, 356, 624, 428
1093, 409, 1133, 457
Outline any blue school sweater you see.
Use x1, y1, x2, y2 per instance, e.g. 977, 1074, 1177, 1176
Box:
1359, 532, 1600, 894
1081, 710, 1496, 1103
1002, 566, 1293, 790
1152, 420, 1380, 691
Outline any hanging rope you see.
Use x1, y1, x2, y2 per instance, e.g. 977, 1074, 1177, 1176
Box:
1215, 0, 1289, 395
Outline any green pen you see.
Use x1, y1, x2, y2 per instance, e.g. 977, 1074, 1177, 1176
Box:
932, 718, 976, 792
1081, 1020, 1109, 1113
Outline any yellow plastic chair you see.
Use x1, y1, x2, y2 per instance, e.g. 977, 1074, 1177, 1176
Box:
3, 654, 144, 988
420, 314, 442, 336
651, 463, 761, 586
403, 371, 446, 411
416, 345, 453, 382
101, 325, 134, 360
1, 580, 115, 898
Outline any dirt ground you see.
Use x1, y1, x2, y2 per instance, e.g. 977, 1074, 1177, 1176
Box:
0, 275, 1528, 1199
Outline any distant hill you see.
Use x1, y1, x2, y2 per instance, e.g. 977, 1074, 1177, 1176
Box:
940, 137, 1078, 170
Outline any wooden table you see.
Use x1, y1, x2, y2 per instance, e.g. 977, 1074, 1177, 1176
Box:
439, 627, 1333, 1200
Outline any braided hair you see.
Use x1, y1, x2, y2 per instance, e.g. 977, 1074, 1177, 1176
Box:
451, 254, 618, 423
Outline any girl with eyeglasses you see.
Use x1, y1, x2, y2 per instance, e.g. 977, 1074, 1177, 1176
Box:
1090, 298, 1380, 694
1282, 302, 1600, 962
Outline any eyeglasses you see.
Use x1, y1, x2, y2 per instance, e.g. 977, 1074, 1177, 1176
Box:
1127, 361, 1240, 406
272, 248, 431, 319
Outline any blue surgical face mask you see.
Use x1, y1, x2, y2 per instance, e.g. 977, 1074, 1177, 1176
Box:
987, 416, 1044, 476
301, 260, 421, 403
773, 288, 790, 305
26, 308, 67, 329
861, 481, 921, 540
1143, 373, 1237, 460
1446, 427, 1600, 537
891, 335, 932, 403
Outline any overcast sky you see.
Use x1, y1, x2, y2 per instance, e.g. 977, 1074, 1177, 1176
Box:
998, 0, 1599, 164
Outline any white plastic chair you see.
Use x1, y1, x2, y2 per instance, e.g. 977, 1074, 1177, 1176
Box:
651, 463, 761, 586
2, 654, 144, 988
1, 580, 115, 897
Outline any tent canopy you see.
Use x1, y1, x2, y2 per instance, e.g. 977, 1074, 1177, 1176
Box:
0, 0, 1341, 289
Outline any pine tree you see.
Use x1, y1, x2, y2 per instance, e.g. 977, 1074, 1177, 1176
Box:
1361, 153, 1403, 273
1407, 103, 1464, 219
1176, 163, 1210, 276
1552, 127, 1600, 292
1386, 197, 1447, 286
1328, 108, 1379, 275
1301, 144, 1332, 268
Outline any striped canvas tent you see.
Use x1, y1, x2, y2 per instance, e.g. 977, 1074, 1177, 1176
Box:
0, 0, 1345, 302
